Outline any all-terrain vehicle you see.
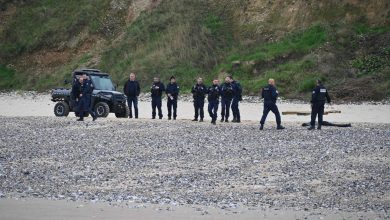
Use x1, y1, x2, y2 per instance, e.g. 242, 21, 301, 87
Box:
51, 69, 129, 118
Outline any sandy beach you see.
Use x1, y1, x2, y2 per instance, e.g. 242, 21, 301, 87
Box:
0, 92, 389, 123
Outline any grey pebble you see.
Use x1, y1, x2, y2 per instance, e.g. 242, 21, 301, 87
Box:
0, 116, 389, 213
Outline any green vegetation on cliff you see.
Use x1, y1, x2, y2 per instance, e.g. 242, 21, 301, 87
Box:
0, 0, 389, 100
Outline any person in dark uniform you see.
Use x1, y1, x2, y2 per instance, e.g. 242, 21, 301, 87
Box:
151, 77, 165, 119
76, 75, 97, 121
166, 76, 180, 120
220, 76, 234, 122
259, 78, 284, 130
123, 72, 141, 119
207, 79, 221, 125
191, 77, 207, 122
231, 77, 242, 123
72, 77, 81, 111
308, 79, 331, 130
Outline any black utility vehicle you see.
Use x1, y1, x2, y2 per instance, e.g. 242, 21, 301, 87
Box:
51, 69, 129, 118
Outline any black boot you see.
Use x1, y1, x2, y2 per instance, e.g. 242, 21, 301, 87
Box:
232, 118, 237, 123
220, 118, 224, 122
199, 119, 204, 122
317, 126, 322, 130
308, 126, 315, 130
277, 125, 285, 130
259, 124, 264, 130
192, 118, 198, 121
77, 118, 83, 121
168, 117, 171, 120
173, 117, 176, 120
92, 113, 97, 121
225, 119, 229, 123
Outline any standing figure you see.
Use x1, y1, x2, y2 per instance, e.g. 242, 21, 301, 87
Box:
166, 76, 180, 120
308, 79, 331, 130
207, 79, 221, 125
191, 77, 207, 122
123, 72, 141, 119
151, 77, 165, 119
259, 78, 284, 130
76, 75, 97, 121
220, 76, 234, 122
231, 77, 242, 123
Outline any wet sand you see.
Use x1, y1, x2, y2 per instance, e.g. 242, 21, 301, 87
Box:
0, 199, 383, 220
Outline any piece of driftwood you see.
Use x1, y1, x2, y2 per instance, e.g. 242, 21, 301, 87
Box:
301, 121, 352, 127
282, 110, 341, 116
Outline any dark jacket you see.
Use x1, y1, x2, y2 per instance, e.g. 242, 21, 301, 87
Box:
191, 83, 207, 99
151, 82, 165, 98
166, 83, 180, 99
311, 85, 331, 104
82, 80, 94, 96
262, 84, 278, 104
72, 80, 93, 98
221, 82, 234, 100
72, 80, 81, 100
207, 84, 221, 102
232, 80, 242, 100
123, 80, 141, 97
76, 80, 94, 111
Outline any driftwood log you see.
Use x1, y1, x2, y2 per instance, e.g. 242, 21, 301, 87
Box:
301, 121, 352, 127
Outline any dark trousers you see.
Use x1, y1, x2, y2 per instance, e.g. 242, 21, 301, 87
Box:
193, 98, 205, 120
221, 98, 232, 120
231, 98, 240, 120
310, 102, 325, 127
78, 96, 95, 119
208, 100, 219, 121
152, 97, 163, 118
127, 96, 138, 118
260, 102, 281, 125
167, 98, 177, 119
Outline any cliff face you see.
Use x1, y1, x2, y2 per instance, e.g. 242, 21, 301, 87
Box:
222, 0, 389, 42
0, 0, 389, 100
240, 0, 389, 28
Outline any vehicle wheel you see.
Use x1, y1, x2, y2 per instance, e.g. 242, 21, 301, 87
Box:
115, 103, 129, 118
94, 102, 110, 118
54, 101, 70, 117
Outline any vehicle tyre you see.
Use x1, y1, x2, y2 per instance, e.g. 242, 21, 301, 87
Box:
115, 103, 129, 118
94, 102, 110, 118
54, 101, 70, 117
